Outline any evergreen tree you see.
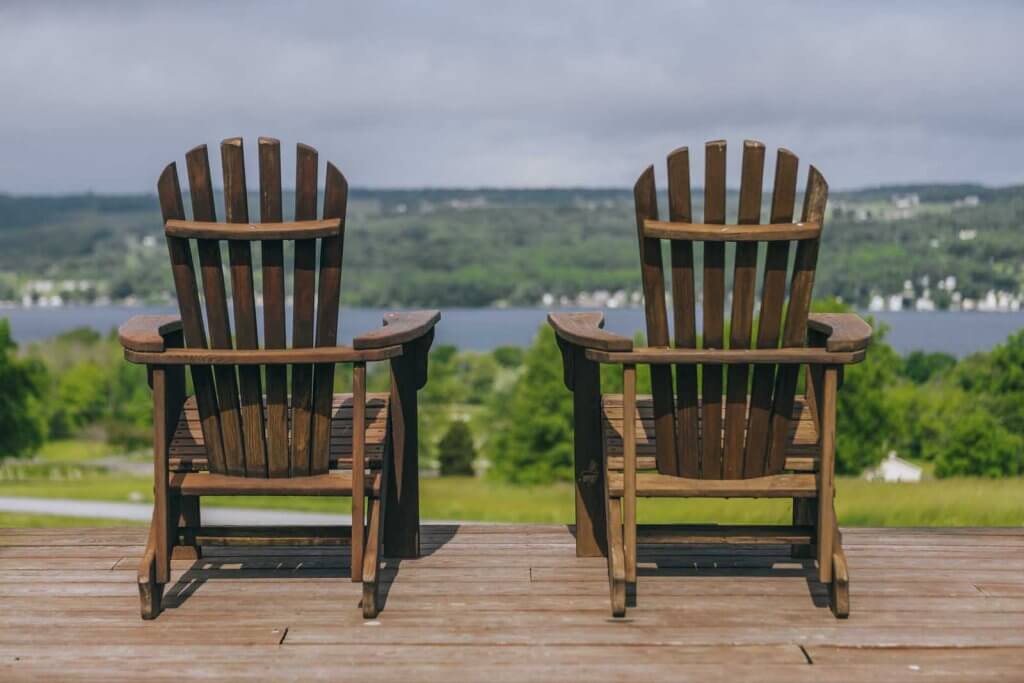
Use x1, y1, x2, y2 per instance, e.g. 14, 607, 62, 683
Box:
438, 420, 477, 476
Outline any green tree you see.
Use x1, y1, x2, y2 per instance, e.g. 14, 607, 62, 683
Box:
0, 319, 48, 457
934, 409, 1024, 478
901, 350, 956, 384
488, 327, 574, 483
437, 420, 477, 476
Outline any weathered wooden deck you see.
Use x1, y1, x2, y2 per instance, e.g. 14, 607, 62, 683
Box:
0, 525, 1021, 681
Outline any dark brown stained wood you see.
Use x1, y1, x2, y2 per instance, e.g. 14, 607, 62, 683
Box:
666, 146, 700, 478
117, 315, 182, 352
632, 166, 677, 476
817, 367, 838, 584
584, 346, 863, 365
607, 471, 817, 498
170, 471, 379, 496
767, 166, 829, 473
355, 310, 443, 349
570, 346, 605, 558
311, 162, 349, 475
701, 140, 727, 478
723, 141, 765, 479
745, 149, 799, 478
622, 363, 637, 584
637, 524, 814, 545
222, 138, 268, 478
158, 162, 226, 474
168, 393, 390, 473
259, 137, 289, 477
351, 362, 366, 582
165, 218, 342, 240
185, 144, 245, 477
291, 143, 319, 476
643, 220, 820, 242
546, 312, 632, 352
125, 345, 400, 366
806, 313, 872, 352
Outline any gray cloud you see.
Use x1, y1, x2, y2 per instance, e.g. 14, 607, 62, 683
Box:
1, 1, 1022, 191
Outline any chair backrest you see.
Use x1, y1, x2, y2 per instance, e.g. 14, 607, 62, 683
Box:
633, 140, 829, 480
157, 137, 348, 478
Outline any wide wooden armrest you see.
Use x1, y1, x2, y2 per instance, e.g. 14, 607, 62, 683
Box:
548, 312, 633, 352
118, 315, 183, 352
352, 310, 441, 349
124, 345, 401, 365
585, 346, 866, 365
807, 313, 872, 352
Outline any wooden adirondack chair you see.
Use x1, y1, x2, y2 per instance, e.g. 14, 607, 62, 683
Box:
550, 140, 871, 618
118, 137, 438, 619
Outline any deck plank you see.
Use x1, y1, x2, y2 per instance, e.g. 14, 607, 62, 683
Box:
0, 525, 1021, 680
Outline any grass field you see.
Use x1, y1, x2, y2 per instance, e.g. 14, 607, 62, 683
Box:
0, 473, 1021, 527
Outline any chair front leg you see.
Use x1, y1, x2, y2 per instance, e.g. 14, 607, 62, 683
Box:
351, 362, 367, 582
622, 364, 637, 585
816, 366, 838, 585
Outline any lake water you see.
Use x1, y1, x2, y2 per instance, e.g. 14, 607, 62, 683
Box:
2, 305, 1022, 357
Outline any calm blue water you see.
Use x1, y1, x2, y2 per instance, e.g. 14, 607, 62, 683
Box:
2, 306, 1022, 357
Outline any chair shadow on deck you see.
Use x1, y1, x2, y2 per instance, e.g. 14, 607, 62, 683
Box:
161, 524, 460, 615
630, 545, 831, 611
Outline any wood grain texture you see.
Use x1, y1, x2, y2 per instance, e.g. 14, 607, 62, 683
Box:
584, 347, 864, 365
355, 310, 443, 349
546, 312, 632, 352
158, 161, 226, 475
258, 137, 289, 477
632, 166, 677, 476
666, 146, 700, 478
806, 313, 872, 352
165, 218, 342, 240
125, 346, 401, 366
311, 162, 349, 475
745, 148, 799, 478
5, 524, 1006, 680
701, 140, 727, 479
291, 143, 319, 476
117, 315, 182, 352
643, 220, 819, 241
767, 166, 829, 474
222, 138, 269, 477
723, 140, 765, 479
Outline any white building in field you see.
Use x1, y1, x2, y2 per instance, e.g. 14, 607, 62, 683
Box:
863, 452, 923, 483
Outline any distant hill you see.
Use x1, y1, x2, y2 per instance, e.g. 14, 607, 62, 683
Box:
0, 184, 1022, 308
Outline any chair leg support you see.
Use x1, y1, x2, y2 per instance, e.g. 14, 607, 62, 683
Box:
138, 520, 163, 620
605, 496, 627, 617
362, 495, 384, 618
830, 518, 850, 618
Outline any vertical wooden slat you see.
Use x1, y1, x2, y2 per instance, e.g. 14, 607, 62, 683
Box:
351, 362, 366, 582
290, 143, 319, 475
722, 141, 765, 479
700, 140, 727, 479
817, 366, 838, 583
258, 138, 289, 478
158, 162, 225, 474
667, 147, 700, 478
632, 166, 677, 476
766, 166, 829, 473
185, 145, 245, 477
622, 363, 637, 585
221, 138, 268, 478
744, 149, 799, 477
310, 162, 348, 474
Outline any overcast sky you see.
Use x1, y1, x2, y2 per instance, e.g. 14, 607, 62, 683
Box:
1, 2, 1022, 193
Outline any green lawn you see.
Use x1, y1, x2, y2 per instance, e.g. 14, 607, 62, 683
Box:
0, 473, 1021, 527
0, 512, 145, 528
33, 439, 113, 463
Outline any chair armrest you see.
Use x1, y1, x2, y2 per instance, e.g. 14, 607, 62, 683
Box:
124, 345, 401, 365
807, 313, 872, 352
118, 315, 183, 352
585, 346, 866, 365
352, 310, 441, 350
547, 312, 633, 351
